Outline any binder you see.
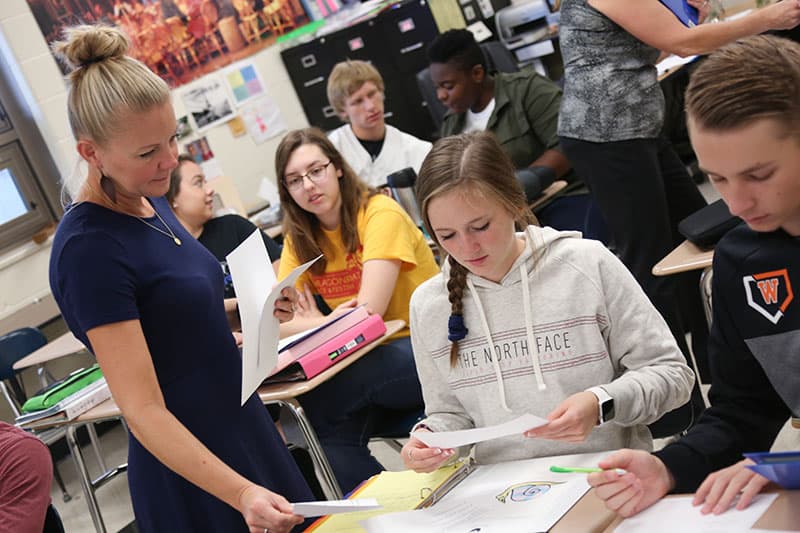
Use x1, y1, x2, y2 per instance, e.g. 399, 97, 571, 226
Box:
15, 378, 111, 427
416, 459, 476, 508
658, 0, 699, 27
265, 314, 387, 383
307, 459, 475, 532
21, 364, 103, 412
278, 305, 370, 361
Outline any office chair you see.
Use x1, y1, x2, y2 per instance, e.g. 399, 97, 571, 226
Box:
416, 40, 520, 131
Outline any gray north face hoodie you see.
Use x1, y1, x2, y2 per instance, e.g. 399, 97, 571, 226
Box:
409, 225, 694, 464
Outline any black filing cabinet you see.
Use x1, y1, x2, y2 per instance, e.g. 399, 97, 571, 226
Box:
281, 0, 437, 140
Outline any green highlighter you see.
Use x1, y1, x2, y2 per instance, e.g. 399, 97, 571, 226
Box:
550, 466, 625, 474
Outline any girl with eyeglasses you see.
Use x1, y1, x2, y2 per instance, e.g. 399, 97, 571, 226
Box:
275, 127, 440, 493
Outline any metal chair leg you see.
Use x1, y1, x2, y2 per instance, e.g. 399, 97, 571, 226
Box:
66, 425, 106, 533
86, 423, 108, 472
50, 457, 72, 503
271, 398, 343, 500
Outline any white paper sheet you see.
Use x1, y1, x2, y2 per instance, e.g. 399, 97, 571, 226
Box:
292, 499, 381, 517
227, 230, 320, 404
411, 413, 547, 449
363, 452, 604, 533
656, 54, 697, 77
614, 493, 778, 533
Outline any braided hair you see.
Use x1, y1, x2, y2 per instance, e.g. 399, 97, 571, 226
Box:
416, 131, 535, 368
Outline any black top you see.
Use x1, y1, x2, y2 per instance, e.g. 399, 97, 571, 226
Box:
656, 225, 799, 492
357, 137, 385, 162
198, 214, 282, 298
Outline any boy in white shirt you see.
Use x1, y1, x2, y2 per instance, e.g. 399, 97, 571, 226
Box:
326, 60, 432, 188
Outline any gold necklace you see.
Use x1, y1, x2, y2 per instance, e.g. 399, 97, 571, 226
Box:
81, 176, 182, 245
136, 208, 182, 246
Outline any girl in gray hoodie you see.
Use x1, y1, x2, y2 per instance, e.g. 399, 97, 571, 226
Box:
402, 131, 694, 473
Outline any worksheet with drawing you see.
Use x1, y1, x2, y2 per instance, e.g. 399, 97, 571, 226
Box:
363, 452, 607, 532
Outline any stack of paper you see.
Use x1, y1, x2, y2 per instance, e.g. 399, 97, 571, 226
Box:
226, 230, 320, 404
613, 493, 779, 533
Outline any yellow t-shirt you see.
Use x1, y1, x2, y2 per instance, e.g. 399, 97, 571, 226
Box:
279, 194, 439, 338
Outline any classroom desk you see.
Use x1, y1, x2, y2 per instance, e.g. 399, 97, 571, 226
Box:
10, 329, 109, 474
652, 239, 715, 324
651, 239, 713, 276
530, 179, 568, 211
23, 319, 404, 533
13, 330, 87, 373
316, 479, 797, 532
553, 489, 617, 532
263, 222, 282, 239
257, 318, 404, 502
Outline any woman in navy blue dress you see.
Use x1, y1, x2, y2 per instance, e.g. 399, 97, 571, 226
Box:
48, 25, 312, 532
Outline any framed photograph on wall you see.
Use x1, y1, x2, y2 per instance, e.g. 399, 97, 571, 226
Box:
181, 77, 236, 132
27, 0, 312, 88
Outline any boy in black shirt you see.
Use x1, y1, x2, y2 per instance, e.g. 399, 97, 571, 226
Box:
589, 35, 800, 518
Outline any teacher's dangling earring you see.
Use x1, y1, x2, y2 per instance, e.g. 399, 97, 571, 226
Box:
100, 173, 117, 203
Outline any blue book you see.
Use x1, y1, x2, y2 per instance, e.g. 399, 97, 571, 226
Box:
659, 0, 699, 27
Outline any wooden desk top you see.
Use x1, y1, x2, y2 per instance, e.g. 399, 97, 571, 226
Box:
26, 319, 404, 429
652, 240, 714, 277
263, 223, 282, 239
13, 331, 87, 371
530, 180, 568, 211
553, 489, 617, 532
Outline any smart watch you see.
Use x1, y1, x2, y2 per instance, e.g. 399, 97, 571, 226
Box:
589, 387, 615, 425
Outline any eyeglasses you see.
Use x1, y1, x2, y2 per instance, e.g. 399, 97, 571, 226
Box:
283, 161, 333, 191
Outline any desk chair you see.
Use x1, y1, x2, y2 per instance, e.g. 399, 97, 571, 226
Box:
0, 327, 108, 502
369, 406, 424, 453
44, 504, 65, 533
416, 41, 520, 131
0, 327, 71, 501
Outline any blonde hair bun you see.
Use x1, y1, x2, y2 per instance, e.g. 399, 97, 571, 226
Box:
52, 24, 129, 73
